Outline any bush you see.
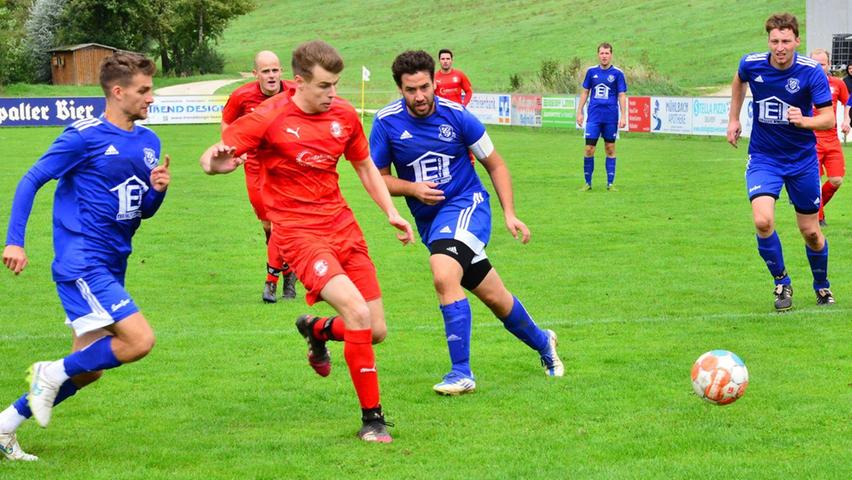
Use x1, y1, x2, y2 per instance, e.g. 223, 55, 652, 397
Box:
509, 55, 685, 96
191, 43, 225, 75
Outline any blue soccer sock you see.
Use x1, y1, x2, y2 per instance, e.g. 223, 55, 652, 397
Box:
806, 240, 829, 290
62, 336, 122, 378
583, 156, 594, 185
756, 232, 789, 285
12, 380, 79, 419
605, 157, 616, 185
440, 298, 472, 377
499, 296, 549, 353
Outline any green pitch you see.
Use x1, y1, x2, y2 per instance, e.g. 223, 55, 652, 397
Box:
0, 124, 849, 479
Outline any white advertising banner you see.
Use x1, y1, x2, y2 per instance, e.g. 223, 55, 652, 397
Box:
650, 96, 692, 134
143, 95, 228, 125
468, 93, 511, 125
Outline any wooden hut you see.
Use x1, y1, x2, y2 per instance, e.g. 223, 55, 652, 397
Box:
47, 43, 119, 85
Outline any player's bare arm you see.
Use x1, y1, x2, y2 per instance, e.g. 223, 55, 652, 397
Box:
576, 88, 590, 126
377, 166, 445, 205
788, 105, 834, 130
727, 74, 747, 147
618, 92, 628, 129
480, 150, 531, 244
199, 143, 245, 175
150, 154, 171, 192
352, 158, 415, 245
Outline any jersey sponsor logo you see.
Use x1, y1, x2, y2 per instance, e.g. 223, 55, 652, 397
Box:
313, 259, 329, 277
453, 76, 458, 83
438, 124, 457, 142
400, 130, 413, 140
785, 78, 800, 94
813, 197, 820, 206
407, 151, 453, 184
110, 175, 149, 220
286, 127, 301, 138
111, 298, 131, 312
607, 74, 615, 83
754, 75, 764, 83
593, 83, 610, 100
439, 226, 452, 233
446, 246, 458, 255
143, 147, 158, 169
330, 121, 343, 138
756, 96, 791, 125
104, 144, 120, 156
749, 184, 762, 193
592, 74, 599, 79
295, 150, 336, 168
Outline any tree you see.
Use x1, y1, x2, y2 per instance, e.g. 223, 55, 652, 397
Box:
158, 0, 253, 75
56, 0, 153, 53
23, 0, 68, 82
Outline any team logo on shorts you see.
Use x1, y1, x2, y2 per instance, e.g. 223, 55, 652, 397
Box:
785, 78, 800, 94
438, 124, 456, 142
314, 259, 329, 277
330, 121, 343, 138
143, 148, 158, 169
607, 74, 615, 83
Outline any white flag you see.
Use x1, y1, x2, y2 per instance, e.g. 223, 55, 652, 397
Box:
362, 66, 371, 82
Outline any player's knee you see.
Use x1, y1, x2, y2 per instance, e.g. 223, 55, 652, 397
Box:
604, 145, 616, 157
584, 146, 596, 157
371, 325, 387, 344
340, 301, 372, 330
828, 176, 843, 188
753, 216, 774, 235
432, 270, 462, 296
799, 227, 821, 246
128, 331, 156, 361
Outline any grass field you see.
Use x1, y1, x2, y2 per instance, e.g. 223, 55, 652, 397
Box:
0, 123, 849, 478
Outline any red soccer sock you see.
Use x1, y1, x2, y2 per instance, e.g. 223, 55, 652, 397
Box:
820, 181, 839, 220
343, 328, 380, 409
312, 316, 345, 342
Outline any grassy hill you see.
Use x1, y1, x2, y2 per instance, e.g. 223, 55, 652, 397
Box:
219, 0, 805, 101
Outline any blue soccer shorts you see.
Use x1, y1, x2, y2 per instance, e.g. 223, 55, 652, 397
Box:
745, 156, 821, 214
56, 268, 139, 336
420, 190, 492, 260
584, 120, 619, 144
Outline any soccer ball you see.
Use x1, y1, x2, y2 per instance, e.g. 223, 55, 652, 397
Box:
691, 350, 749, 405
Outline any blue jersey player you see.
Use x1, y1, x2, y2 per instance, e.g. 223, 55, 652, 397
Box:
576, 42, 627, 191
370, 50, 564, 396
727, 13, 835, 311
0, 53, 170, 460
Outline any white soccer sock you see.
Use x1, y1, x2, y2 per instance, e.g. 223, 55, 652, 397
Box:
0, 405, 27, 433
43, 359, 70, 385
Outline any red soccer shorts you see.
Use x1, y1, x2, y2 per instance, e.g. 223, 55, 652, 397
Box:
816, 136, 846, 178
243, 157, 267, 221
272, 216, 380, 306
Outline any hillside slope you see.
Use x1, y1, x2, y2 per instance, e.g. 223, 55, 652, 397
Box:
219, 0, 804, 99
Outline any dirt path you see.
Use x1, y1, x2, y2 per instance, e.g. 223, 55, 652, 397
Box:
155, 78, 243, 95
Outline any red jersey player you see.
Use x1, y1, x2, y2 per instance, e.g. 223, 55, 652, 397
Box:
810, 49, 850, 226
434, 49, 472, 106
221, 50, 299, 303
200, 40, 414, 443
